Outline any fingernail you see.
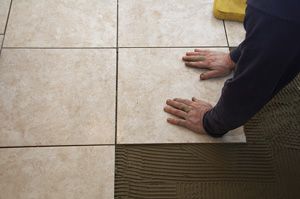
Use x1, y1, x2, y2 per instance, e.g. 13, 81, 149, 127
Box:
200, 74, 204, 80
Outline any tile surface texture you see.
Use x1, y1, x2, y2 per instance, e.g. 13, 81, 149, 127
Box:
119, 0, 227, 47
0, 0, 10, 34
117, 48, 245, 144
0, 146, 115, 199
225, 21, 245, 47
0, 34, 3, 48
4, 0, 116, 47
0, 49, 116, 146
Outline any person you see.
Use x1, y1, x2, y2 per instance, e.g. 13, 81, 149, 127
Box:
164, 1, 300, 137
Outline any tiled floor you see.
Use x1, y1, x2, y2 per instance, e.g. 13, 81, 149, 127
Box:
0, 0, 10, 34
224, 21, 246, 47
117, 48, 245, 144
4, 0, 117, 47
0, 0, 245, 198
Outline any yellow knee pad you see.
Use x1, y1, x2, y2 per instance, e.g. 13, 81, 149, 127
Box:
213, 0, 246, 22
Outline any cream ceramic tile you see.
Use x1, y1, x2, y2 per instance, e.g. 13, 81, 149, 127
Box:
119, 0, 227, 47
117, 48, 245, 144
4, 0, 116, 47
0, 0, 10, 34
0, 49, 116, 146
0, 34, 3, 47
225, 21, 246, 47
0, 146, 114, 199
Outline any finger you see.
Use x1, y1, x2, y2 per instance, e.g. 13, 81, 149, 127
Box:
186, 52, 201, 56
164, 106, 187, 119
192, 97, 201, 102
192, 97, 211, 106
185, 52, 205, 56
194, 49, 210, 53
166, 99, 190, 112
200, 70, 222, 80
185, 61, 210, 69
167, 118, 187, 128
182, 56, 205, 62
173, 98, 193, 106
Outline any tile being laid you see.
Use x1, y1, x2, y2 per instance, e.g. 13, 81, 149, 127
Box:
0, 49, 116, 146
117, 48, 246, 144
0, 146, 114, 199
4, 0, 116, 47
119, 0, 227, 47
225, 21, 246, 47
0, 0, 10, 34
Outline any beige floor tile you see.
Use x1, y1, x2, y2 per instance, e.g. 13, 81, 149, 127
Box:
0, 146, 114, 199
117, 48, 245, 144
4, 0, 116, 47
0, 49, 116, 146
119, 0, 227, 47
0, 34, 3, 47
225, 21, 245, 47
0, 0, 10, 34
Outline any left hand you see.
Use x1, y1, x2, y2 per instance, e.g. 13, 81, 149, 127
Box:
164, 97, 213, 134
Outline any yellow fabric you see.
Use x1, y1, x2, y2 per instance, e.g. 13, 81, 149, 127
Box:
213, 0, 247, 22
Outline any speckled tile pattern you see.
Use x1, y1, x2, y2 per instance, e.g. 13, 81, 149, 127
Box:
225, 21, 246, 47
0, 0, 10, 34
117, 48, 245, 144
0, 0, 250, 198
0, 49, 116, 146
4, 0, 116, 47
0, 146, 115, 199
119, 0, 227, 47
0, 34, 3, 48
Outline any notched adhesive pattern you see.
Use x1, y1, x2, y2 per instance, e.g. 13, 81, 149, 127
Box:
115, 75, 300, 199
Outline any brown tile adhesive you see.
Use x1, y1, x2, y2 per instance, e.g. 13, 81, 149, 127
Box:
115, 74, 300, 199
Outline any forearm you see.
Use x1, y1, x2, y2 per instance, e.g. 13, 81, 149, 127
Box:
203, 47, 287, 137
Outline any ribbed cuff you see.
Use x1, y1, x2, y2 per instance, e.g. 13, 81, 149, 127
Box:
203, 109, 228, 138
230, 47, 241, 64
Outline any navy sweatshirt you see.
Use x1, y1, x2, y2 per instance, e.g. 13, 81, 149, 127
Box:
203, 2, 300, 137
247, 0, 300, 24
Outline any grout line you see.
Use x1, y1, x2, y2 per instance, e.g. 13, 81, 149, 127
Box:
1, 46, 229, 50
2, 47, 116, 49
114, 0, 119, 198
115, 0, 119, 145
0, 0, 13, 56
222, 20, 230, 47
0, 144, 115, 149
0, 36, 4, 51
115, 142, 247, 146
118, 46, 228, 49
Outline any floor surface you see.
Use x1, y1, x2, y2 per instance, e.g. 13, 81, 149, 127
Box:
0, 0, 253, 198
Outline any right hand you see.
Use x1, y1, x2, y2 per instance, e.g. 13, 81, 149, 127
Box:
182, 49, 236, 80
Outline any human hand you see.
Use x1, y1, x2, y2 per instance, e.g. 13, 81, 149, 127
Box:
164, 97, 213, 134
182, 49, 236, 80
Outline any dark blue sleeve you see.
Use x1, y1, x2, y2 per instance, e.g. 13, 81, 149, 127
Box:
203, 6, 300, 137
230, 45, 242, 64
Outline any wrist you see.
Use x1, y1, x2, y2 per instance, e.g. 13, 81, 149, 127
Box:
226, 53, 236, 70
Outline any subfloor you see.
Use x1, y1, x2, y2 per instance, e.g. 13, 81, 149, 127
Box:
0, 0, 299, 199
